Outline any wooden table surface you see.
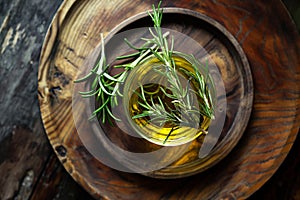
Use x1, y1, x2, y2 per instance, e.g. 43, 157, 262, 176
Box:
0, 0, 299, 199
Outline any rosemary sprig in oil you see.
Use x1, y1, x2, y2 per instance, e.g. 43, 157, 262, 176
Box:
129, 2, 214, 127
75, 1, 215, 143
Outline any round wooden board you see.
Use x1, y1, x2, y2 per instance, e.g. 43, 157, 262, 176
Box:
38, 0, 300, 199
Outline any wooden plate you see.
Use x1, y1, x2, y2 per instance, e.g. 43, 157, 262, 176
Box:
38, 1, 300, 199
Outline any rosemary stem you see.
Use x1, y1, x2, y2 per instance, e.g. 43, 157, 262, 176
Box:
96, 33, 106, 75
130, 31, 170, 68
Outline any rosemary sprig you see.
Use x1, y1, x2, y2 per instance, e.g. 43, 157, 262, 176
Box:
75, 1, 215, 144
130, 2, 215, 130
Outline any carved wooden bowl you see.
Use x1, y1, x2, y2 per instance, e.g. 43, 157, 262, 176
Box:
38, 1, 300, 199
71, 7, 253, 179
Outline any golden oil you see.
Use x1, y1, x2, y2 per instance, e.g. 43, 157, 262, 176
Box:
123, 55, 212, 146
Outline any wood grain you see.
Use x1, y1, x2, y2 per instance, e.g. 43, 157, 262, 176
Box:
0, 125, 49, 199
0, 0, 63, 199
38, 0, 300, 199
30, 154, 95, 200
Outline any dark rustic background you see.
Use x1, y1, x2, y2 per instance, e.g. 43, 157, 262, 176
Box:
0, 0, 299, 199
